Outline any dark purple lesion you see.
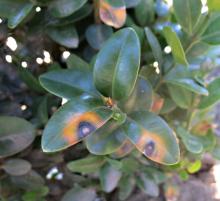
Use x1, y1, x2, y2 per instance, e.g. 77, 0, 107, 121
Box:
77, 121, 96, 139
144, 140, 155, 157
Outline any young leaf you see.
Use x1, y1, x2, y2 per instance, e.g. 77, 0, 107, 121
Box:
99, 164, 122, 193
94, 28, 140, 101
123, 111, 180, 165
86, 120, 126, 155
49, 0, 87, 18
39, 69, 98, 99
186, 160, 202, 174
173, 0, 202, 35
46, 25, 79, 48
145, 27, 163, 68
41, 96, 112, 152
163, 26, 188, 65
67, 155, 106, 173
207, 0, 220, 11
199, 77, 220, 109
0, 116, 36, 158
99, 0, 126, 28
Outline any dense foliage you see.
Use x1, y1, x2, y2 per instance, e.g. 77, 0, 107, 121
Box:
1, 0, 220, 200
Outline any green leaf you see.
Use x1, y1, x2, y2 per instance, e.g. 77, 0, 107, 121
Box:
119, 176, 135, 200
207, 0, 220, 11
199, 77, 220, 109
121, 157, 139, 173
186, 160, 202, 174
177, 127, 203, 154
46, 25, 79, 48
173, 0, 202, 35
39, 69, 97, 99
17, 67, 46, 93
163, 26, 188, 65
41, 96, 112, 152
85, 24, 113, 50
167, 84, 193, 109
201, 14, 220, 45
123, 111, 180, 165
99, 164, 122, 193
37, 96, 49, 126
106, 157, 122, 169
0, 116, 35, 158
61, 186, 96, 201
145, 27, 163, 68
2, 159, 31, 176
86, 120, 126, 155
134, 0, 154, 26
137, 174, 159, 197
160, 98, 176, 114
94, 28, 140, 100
49, 0, 87, 18
124, 0, 141, 8
67, 155, 106, 173
165, 78, 209, 96
66, 54, 90, 70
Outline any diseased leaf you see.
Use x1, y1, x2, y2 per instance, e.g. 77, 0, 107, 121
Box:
111, 139, 134, 158
0, 116, 36, 158
94, 28, 140, 100
67, 155, 105, 173
123, 111, 180, 165
173, 0, 202, 34
41, 96, 112, 152
99, 0, 126, 28
199, 77, 220, 109
163, 26, 188, 65
49, 0, 87, 18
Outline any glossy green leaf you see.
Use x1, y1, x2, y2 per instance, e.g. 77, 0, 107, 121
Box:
119, 77, 153, 114
201, 14, 220, 45
46, 25, 79, 48
66, 54, 90, 70
85, 24, 113, 50
86, 120, 126, 155
94, 28, 140, 100
49, 0, 87, 18
99, 164, 122, 193
173, 0, 202, 35
39, 69, 97, 99
2, 159, 31, 176
186, 160, 202, 174
167, 84, 193, 109
137, 174, 159, 197
0, 116, 36, 158
119, 176, 135, 200
207, 0, 220, 11
145, 27, 163, 68
165, 78, 208, 96
199, 77, 220, 109
177, 127, 203, 154
123, 111, 180, 165
41, 96, 112, 152
134, 0, 154, 26
67, 155, 106, 173
163, 26, 188, 65
99, 0, 126, 28
124, 0, 141, 8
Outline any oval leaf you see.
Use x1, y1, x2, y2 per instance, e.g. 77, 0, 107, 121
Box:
86, 120, 126, 155
94, 27, 140, 100
0, 116, 35, 158
111, 139, 134, 158
2, 159, 31, 176
39, 69, 97, 99
41, 96, 112, 152
99, 0, 126, 28
49, 0, 87, 18
123, 111, 180, 165
163, 26, 188, 65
